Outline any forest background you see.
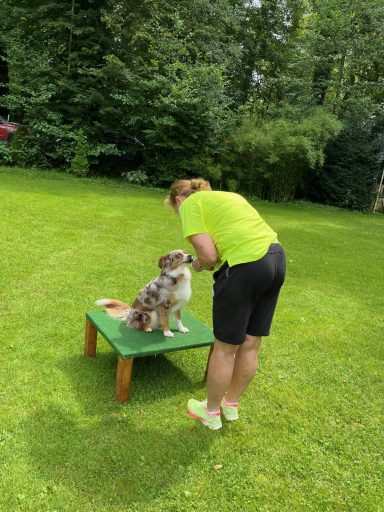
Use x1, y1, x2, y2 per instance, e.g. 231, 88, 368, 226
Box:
0, 0, 383, 209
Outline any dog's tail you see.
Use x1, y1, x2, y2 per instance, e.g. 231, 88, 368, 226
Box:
95, 299, 131, 321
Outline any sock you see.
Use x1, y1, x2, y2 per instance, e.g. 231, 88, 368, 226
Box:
223, 398, 239, 407
206, 408, 221, 416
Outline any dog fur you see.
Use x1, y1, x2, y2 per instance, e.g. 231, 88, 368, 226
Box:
96, 250, 193, 337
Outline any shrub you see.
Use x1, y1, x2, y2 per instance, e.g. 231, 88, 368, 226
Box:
0, 141, 12, 164
228, 108, 342, 202
70, 129, 89, 177
121, 170, 148, 185
10, 126, 44, 167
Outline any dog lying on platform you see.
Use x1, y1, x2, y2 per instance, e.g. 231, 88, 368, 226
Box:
96, 249, 193, 337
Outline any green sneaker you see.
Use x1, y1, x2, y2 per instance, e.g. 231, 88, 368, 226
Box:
221, 398, 239, 421
187, 399, 222, 430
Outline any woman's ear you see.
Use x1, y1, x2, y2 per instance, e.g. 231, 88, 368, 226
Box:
174, 195, 185, 213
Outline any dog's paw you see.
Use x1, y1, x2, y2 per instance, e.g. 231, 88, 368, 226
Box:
144, 327, 153, 332
163, 330, 174, 337
178, 326, 189, 333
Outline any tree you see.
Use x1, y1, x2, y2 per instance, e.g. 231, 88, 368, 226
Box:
98, 0, 242, 183
291, 0, 384, 207
71, 129, 89, 176
0, 0, 382, 208
226, 107, 341, 201
0, 0, 112, 169
304, 117, 380, 210
0, 44, 9, 118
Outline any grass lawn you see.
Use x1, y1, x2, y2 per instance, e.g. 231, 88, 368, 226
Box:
0, 166, 383, 512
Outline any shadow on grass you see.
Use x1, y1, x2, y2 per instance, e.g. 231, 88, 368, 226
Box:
59, 351, 207, 408
21, 403, 217, 507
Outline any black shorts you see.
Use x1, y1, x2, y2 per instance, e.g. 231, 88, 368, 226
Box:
212, 243, 286, 345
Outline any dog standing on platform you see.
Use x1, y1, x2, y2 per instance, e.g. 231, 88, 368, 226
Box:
96, 249, 193, 337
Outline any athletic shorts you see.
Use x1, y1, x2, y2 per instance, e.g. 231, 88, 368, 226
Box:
212, 243, 286, 345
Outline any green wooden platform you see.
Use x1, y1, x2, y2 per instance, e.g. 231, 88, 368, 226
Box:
84, 310, 214, 403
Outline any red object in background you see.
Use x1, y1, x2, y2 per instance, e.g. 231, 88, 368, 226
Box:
0, 115, 19, 142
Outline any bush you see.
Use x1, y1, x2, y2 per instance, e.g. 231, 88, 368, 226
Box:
121, 170, 148, 185
0, 142, 12, 164
227, 108, 342, 202
70, 129, 89, 177
10, 126, 44, 167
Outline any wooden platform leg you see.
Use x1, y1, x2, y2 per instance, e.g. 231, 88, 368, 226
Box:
84, 317, 97, 357
204, 345, 214, 382
115, 357, 133, 403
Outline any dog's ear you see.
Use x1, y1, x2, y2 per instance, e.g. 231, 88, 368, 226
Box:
158, 255, 166, 269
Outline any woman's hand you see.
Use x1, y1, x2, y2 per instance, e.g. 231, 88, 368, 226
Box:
188, 233, 219, 270
192, 259, 203, 272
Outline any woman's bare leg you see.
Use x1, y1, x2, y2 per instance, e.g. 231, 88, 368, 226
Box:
224, 334, 262, 403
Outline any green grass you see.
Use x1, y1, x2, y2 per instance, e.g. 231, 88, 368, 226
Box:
1, 166, 383, 512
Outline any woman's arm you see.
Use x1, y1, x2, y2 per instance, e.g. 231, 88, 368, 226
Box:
188, 233, 219, 271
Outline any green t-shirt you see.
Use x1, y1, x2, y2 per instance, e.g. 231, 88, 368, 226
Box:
179, 191, 278, 269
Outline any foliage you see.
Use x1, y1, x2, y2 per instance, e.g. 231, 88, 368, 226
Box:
97, 0, 241, 183
0, 0, 112, 170
227, 108, 342, 201
9, 126, 45, 167
70, 129, 89, 177
304, 119, 380, 210
121, 170, 148, 185
0, 0, 383, 206
0, 142, 12, 164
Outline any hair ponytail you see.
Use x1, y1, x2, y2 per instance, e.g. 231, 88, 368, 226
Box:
164, 177, 212, 208
190, 178, 211, 192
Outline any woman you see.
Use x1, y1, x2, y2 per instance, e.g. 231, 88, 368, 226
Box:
165, 178, 286, 430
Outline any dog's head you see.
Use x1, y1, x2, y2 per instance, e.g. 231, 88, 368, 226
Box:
128, 310, 151, 329
158, 250, 194, 271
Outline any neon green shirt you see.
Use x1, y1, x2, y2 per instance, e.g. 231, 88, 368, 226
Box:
179, 191, 278, 269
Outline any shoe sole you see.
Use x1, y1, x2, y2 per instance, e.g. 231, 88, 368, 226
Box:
187, 406, 222, 430
222, 413, 239, 421
221, 408, 239, 421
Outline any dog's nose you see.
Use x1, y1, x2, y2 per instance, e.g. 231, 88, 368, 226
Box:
187, 255, 194, 263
